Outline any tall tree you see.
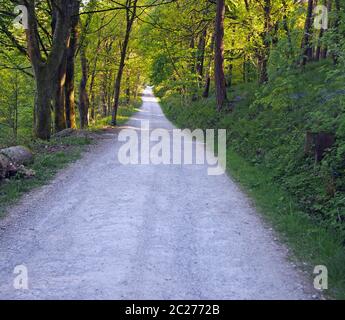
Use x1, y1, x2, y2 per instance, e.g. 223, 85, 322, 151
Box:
301, 0, 315, 66
79, 45, 89, 128
259, 0, 272, 84
24, 0, 76, 139
214, 0, 227, 111
203, 32, 215, 98
111, 0, 138, 126
196, 27, 207, 85
53, 50, 67, 132
77, 0, 97, 128
65, 0, 81, 129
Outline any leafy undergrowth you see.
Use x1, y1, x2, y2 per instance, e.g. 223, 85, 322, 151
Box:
158, 60, 345, 299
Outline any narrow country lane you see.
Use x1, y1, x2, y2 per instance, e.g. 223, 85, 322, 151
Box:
0, 88, 314, 300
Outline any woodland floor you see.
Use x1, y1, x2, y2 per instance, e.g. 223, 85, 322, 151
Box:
0, 89, 319, 300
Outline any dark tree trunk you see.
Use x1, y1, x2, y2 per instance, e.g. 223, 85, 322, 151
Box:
301, 0, 315, 66
189, 36, 196, 75
126, 68, 131, 104
111, 0, 138, 126
54, 52, 67, 132
89, 57, 98, 121
79, 47, 89, 128
34, 70, 53, 140
65, 2, 80, 129
76, 0, 98, 128
305, 132, 335, 163
65, 46, 77, 129
214, 0, 227, 111
315, 29, 324, 61
25, 0, 75, 140
111, 46, 127, 125
315, 0, 330, 61
196, 28, 207, 84
243, 0, 251, 83
134, 72, 141, 100
52, 6, 67, 133
321, 0, 333, 59
101, 73, 108, 117
203, 33, 215, 98
88, 25, 102, 121
259, 0, 271, 84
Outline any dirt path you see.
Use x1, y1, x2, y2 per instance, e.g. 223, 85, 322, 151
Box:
0, 88, 315, 300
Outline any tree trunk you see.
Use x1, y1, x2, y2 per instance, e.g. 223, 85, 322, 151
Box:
89, 62, 98, 121
79, 47, 89, 128
54, 52, 67, 132
34, 70, 53, 140
101, 74, 108, 117
301, 0, 315, 66
89, 30, 102, 121
24, 0, 75, 140
65, 51, 77, 129
214, 0, 227, 111
13, 72, 19, 140
315, 28, 324, 61
243, 0, 252, 83
259, 0, 271, 84
320, 0, 332, 59
321, 0, 333, 59
196, 28, 207, 85
125, 54, 131, 105
203, 33, 215, 98
76, 0, 98, 128
126, 68, 131, 104
315, 0, 329, 61
111, 0, 138, 126
189, 36, 196, 75
134, 72, 141, 100
111, 49, 126, 125
65, 2, 80, 129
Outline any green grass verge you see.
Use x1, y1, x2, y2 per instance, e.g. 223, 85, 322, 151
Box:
88, 102, 141, 131
227, 148, 345, 300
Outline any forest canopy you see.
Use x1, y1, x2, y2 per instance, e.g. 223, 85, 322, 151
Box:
0, 0, 343, 141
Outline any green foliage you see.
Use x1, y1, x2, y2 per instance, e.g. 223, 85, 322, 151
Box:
150, 54, 174, 86
0, 71, 34, 148
161, 57, 345, 239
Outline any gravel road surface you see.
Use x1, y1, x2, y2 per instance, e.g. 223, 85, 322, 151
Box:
0, 88, 315, 300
